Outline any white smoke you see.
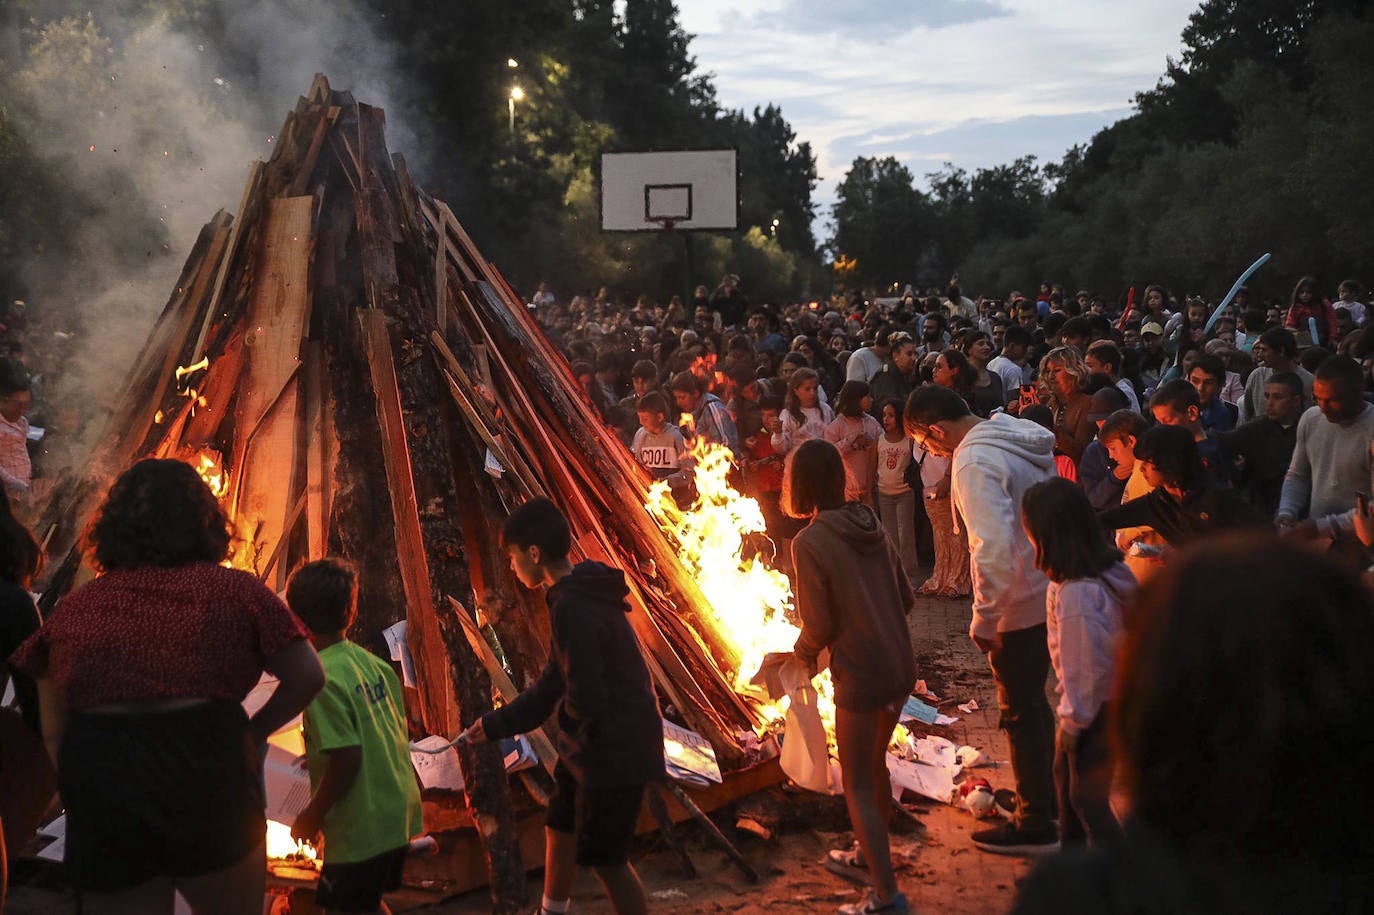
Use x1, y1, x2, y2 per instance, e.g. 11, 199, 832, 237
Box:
5, 0, 410, 427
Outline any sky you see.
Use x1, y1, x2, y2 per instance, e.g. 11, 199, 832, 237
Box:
675, 0, 1202, 232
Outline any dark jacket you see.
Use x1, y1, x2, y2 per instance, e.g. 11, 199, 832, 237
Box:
1098, 483, 1264, 546
792, 503, 917, 711
868, 361, 919, 418
481, 562, 663, 788
1219, 418, 1298, 517
1080, 440, 1127, 511
0, 581, 40, 732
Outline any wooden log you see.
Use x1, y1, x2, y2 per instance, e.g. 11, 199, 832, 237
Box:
193, 161, 264, 363
358, 308, 454, 736
444, 596, 556, 776
229, 195, 313, 587
302, 342, 335, 561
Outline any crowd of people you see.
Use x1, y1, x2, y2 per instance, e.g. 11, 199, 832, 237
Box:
0, 271, 1371, 915
533, 272, 1374, 912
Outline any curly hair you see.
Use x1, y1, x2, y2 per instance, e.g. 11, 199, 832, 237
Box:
1038, 346, 1091, 392
87, 458, 231, 571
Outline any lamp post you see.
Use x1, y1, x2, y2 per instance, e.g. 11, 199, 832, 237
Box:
508, 85, 524, 137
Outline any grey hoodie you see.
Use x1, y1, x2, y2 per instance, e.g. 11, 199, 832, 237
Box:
951, 413, 1056, 640
791, 503, 917, 711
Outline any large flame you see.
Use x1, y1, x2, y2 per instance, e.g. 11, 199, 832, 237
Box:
644, 420, 836, 735
265, 819, 318, 864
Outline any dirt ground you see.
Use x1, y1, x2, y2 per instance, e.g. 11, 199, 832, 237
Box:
6, 593, 1036, 914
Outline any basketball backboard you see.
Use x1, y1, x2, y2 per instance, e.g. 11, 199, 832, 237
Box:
600, 150, 738, 232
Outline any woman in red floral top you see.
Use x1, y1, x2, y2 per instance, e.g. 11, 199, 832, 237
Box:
9, 459, 324, 914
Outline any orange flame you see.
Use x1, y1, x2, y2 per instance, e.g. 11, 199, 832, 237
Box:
265, 820, 318, 864
193, 449, 228, 499
644, 424, 836, 738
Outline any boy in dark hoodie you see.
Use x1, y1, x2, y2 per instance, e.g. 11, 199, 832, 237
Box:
457, 498, 662, 915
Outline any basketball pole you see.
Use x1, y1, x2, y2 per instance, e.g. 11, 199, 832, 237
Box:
681, 227, 694, 309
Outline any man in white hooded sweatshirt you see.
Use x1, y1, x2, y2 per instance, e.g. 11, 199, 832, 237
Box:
904, 384, 1059, 855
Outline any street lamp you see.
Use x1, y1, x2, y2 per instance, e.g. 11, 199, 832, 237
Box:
508, 85, 525, 136
507, 57, 519, 68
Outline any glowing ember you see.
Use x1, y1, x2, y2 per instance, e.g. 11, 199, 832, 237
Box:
193, 449, 228, 498
645, 422, 836, 735
265, 819, 318, 863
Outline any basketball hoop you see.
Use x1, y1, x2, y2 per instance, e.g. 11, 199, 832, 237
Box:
600, 151, 738, 233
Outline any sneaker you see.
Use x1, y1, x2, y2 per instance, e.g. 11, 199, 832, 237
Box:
837, 890, 910, 914
993, 788, 1018, 819
971, 821, 1060, 856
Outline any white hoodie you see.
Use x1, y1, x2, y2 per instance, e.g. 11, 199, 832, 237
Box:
951, 413, 1056, 641
1046, 562, 1136, 735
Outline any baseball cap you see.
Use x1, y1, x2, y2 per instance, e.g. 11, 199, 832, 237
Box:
1141, 322, 1164, 337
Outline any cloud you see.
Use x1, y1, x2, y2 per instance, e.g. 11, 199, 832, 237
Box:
747, 0, 1009, 39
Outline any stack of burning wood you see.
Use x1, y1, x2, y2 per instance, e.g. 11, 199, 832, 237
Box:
29, 76, 785, 907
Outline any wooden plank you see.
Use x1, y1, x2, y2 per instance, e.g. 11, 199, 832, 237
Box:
287, 106, 333, 197
302, 342, 335, 561
444, 597, 556, 776
229, 196, 313, 584
358, 308, 455, 736
193, 161, 264, 363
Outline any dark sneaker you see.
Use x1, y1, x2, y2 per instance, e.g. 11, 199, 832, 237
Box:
971, 821, 1060, 856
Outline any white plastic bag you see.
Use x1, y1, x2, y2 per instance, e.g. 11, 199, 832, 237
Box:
779, 660, 837, 794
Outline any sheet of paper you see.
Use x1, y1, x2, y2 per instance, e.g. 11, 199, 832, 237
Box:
381, 620, 417, 687
240, 673, 303, 751
484, 448, 504, 478
900, 696, 940, 725
662, 718, 722, 784
263, 744, 313, 822
886, 753, 957, 804
410, 735, 466, 790
36, 834, 64, 862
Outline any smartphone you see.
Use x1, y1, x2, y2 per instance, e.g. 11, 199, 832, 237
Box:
1019, 384, 1039, 409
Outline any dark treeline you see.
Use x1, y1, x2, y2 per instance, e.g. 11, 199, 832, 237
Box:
832, 0, 1374, 302
3, 0, 1373, 315
0, 0, 822, 309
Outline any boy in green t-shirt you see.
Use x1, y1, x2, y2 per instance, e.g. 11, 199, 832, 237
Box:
288, 559, 422, 915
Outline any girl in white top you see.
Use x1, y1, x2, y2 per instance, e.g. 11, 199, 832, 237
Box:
771, 367, 834, 456
1021, 476, 1135, 848
875, 399, 918, 578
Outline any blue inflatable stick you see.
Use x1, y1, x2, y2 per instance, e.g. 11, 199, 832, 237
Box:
1203, 253, 1271, 334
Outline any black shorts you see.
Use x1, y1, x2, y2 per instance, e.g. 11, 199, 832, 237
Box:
316, 846, 407, 913
546, 762, 647, 868
58, 700, 264, 891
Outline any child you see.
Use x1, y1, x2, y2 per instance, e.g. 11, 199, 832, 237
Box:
743, 394, 789, 538
630, 391, 689, 485
874, 399, 918, 580
1149, 379, 1225, 483
824, 380, 882, 506
771, 366, 834, 456
1021, 478, 1134, 848
785, 440, 914, 915
458, 498, 663, 915
288, 559, 422, 915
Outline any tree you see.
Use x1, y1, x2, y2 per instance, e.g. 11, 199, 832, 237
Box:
830, 156, 931, 288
